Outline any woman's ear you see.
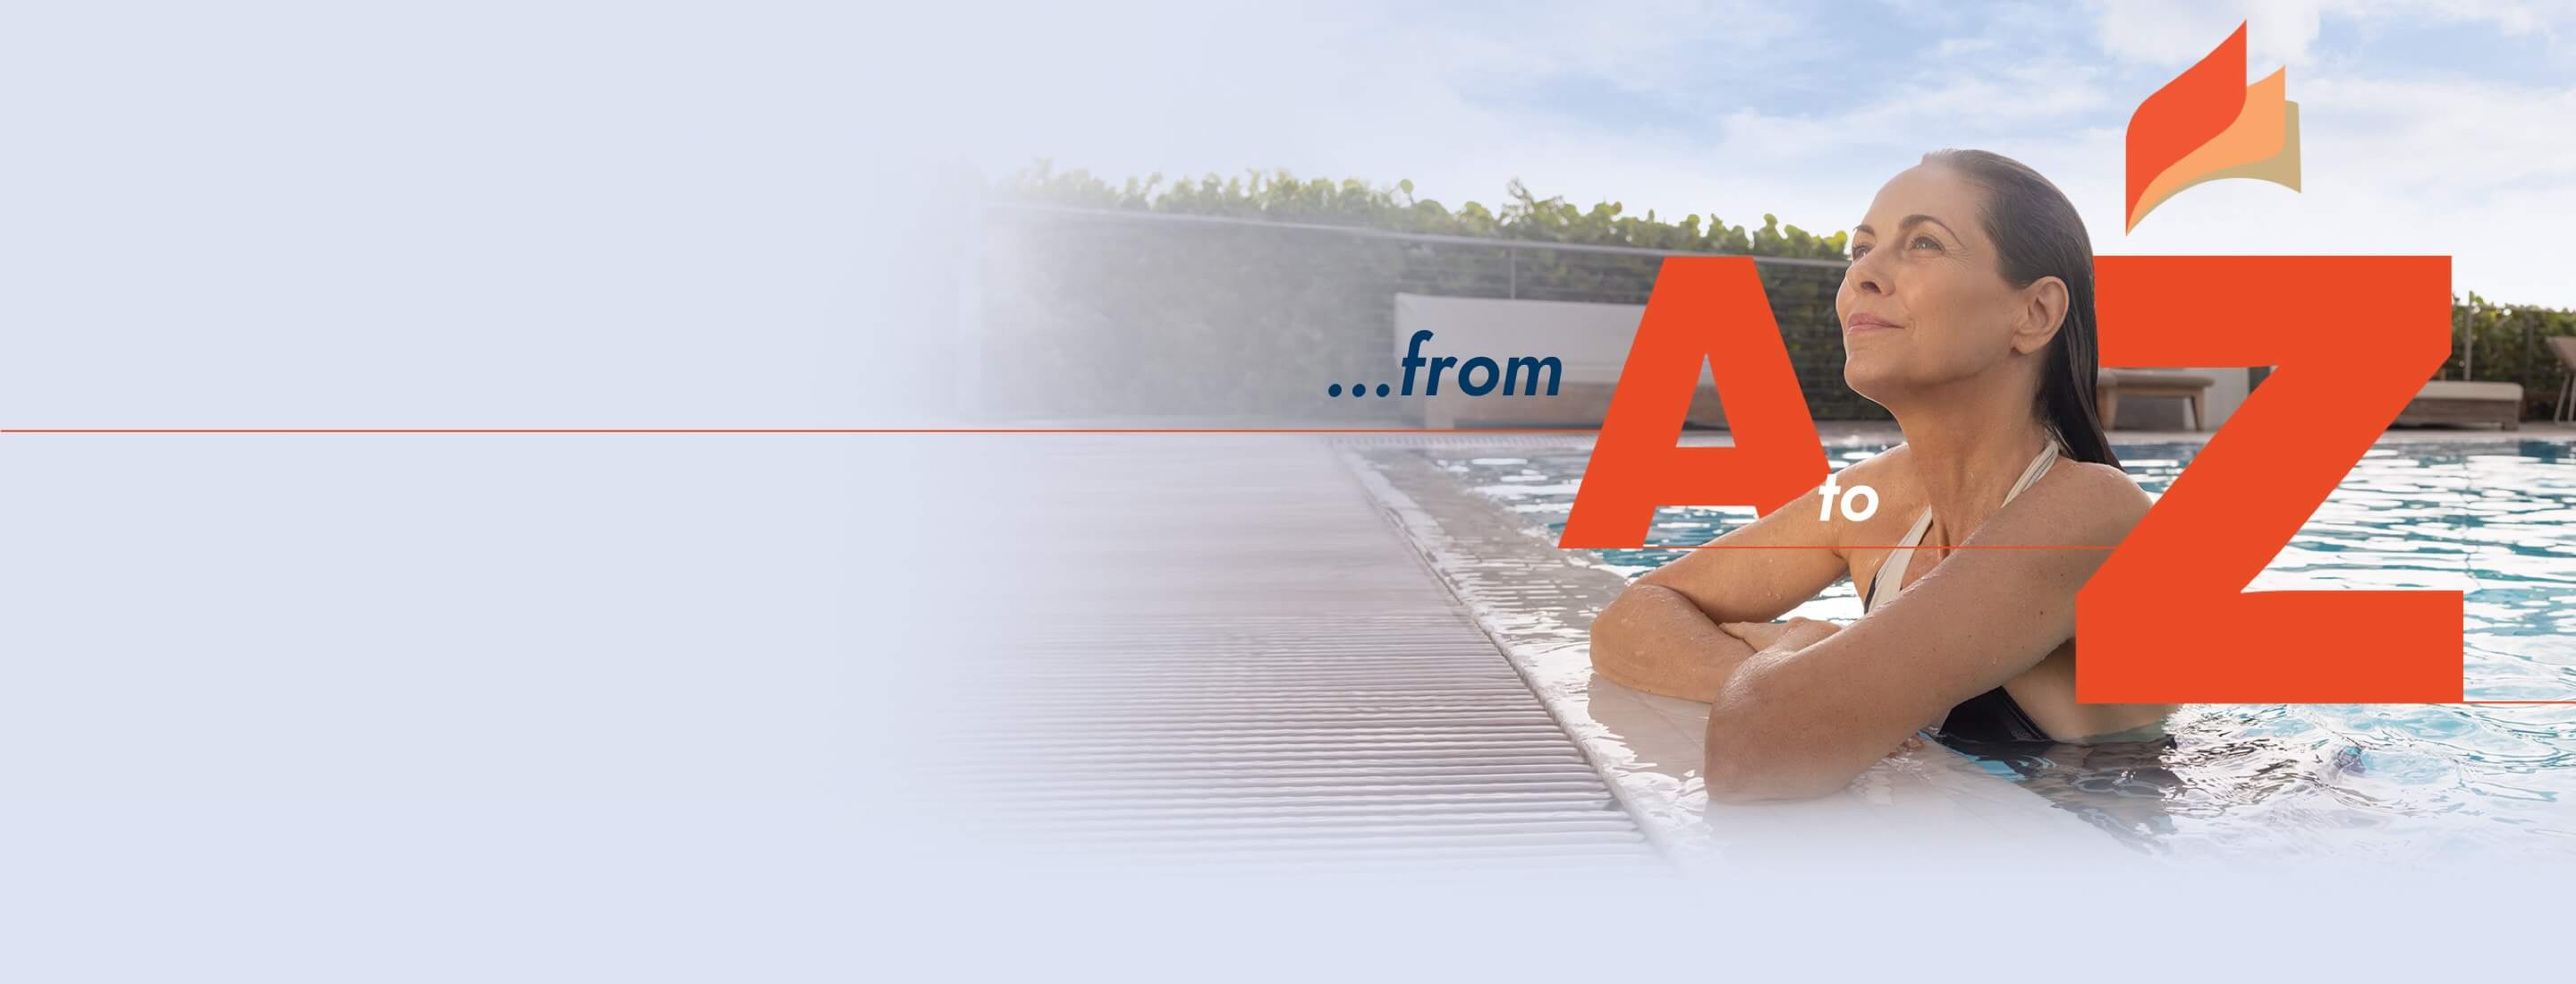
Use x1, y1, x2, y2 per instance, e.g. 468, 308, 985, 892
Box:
2012, 276, 2069, 355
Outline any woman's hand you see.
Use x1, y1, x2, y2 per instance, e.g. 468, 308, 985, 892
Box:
1716, 616, 1843, 654
1716, 618, 1917, 758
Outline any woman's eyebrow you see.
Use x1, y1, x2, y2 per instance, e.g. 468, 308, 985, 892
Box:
1854, 215, 1959, 238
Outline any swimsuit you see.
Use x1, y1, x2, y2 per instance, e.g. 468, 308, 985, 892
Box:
1858, 440, 2060, 744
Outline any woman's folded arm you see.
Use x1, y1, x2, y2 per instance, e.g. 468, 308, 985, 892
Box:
1698, 462, 2149, 802
1588, 583, 1760, 702
1585, 481, 1852, 700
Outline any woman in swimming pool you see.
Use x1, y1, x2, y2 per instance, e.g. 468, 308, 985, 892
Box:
1586, 148, 2177, 803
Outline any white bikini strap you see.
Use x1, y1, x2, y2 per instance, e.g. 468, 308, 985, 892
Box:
1866, 507, 1935, 613
2004, 440, 2062, 504
1867, 441, 2057, 612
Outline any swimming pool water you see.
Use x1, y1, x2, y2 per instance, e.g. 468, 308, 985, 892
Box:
1435, 439, 2576, 858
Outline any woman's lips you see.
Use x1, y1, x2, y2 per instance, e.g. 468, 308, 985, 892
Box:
1844, 312, 1901, 335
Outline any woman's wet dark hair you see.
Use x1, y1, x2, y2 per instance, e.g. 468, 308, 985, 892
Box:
1919, 148, 2122, 470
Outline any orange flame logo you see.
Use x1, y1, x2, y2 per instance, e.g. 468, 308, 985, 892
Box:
2124, 22, 2301, 232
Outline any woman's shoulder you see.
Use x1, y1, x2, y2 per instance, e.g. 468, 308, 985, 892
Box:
2025, 457, 2154, 539
1834, 441, 1915, 489
2048, 459, 2151, 506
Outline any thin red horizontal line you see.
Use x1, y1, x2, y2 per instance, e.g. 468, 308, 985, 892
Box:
2057, 701, 2576, 706
0, 428, 1606, 434
1638, 544, 2117, 550
2131, 701, 2576, 706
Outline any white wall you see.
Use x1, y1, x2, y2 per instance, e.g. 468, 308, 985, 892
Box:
1391, 293, 1713, 386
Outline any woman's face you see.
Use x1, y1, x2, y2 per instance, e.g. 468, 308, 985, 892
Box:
1836, 163, 2042, 405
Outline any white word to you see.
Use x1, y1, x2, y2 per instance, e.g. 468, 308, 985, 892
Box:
1817, 472, 1879, 522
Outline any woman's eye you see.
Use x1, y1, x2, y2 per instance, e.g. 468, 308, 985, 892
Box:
1851, 244, 1872, 260
1911, 235, 1942, 250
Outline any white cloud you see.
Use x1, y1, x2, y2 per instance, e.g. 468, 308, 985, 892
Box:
2087, 0, 2326, 66
2345, 0, 2576, 38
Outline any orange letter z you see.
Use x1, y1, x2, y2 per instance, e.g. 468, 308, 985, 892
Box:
2085, 255, 2463, 703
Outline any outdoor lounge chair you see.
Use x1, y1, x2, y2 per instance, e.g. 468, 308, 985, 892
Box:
2395, 379, 2522, 429
2097, 369, 2214, 430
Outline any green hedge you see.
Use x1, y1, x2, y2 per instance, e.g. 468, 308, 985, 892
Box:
998, 159, 1852, 261
2446, 293, 2576, 418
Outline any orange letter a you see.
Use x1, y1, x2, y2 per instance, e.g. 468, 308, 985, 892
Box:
1562, 258, 1828, 549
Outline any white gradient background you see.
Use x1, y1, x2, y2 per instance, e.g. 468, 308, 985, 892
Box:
3, 2, 2570, 979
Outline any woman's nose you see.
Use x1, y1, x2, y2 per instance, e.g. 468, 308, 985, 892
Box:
1846, 252, 1887, 295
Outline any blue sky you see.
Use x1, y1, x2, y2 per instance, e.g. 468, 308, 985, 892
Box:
889, 0, 2576, 308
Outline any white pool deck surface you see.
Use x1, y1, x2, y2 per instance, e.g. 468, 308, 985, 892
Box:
953, 420, 2576, 873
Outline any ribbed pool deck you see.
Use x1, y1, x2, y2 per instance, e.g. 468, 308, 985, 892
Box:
946, 433, 1664, 871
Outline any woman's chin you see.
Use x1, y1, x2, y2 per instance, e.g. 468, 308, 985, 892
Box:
1843, 363, 1900, 404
